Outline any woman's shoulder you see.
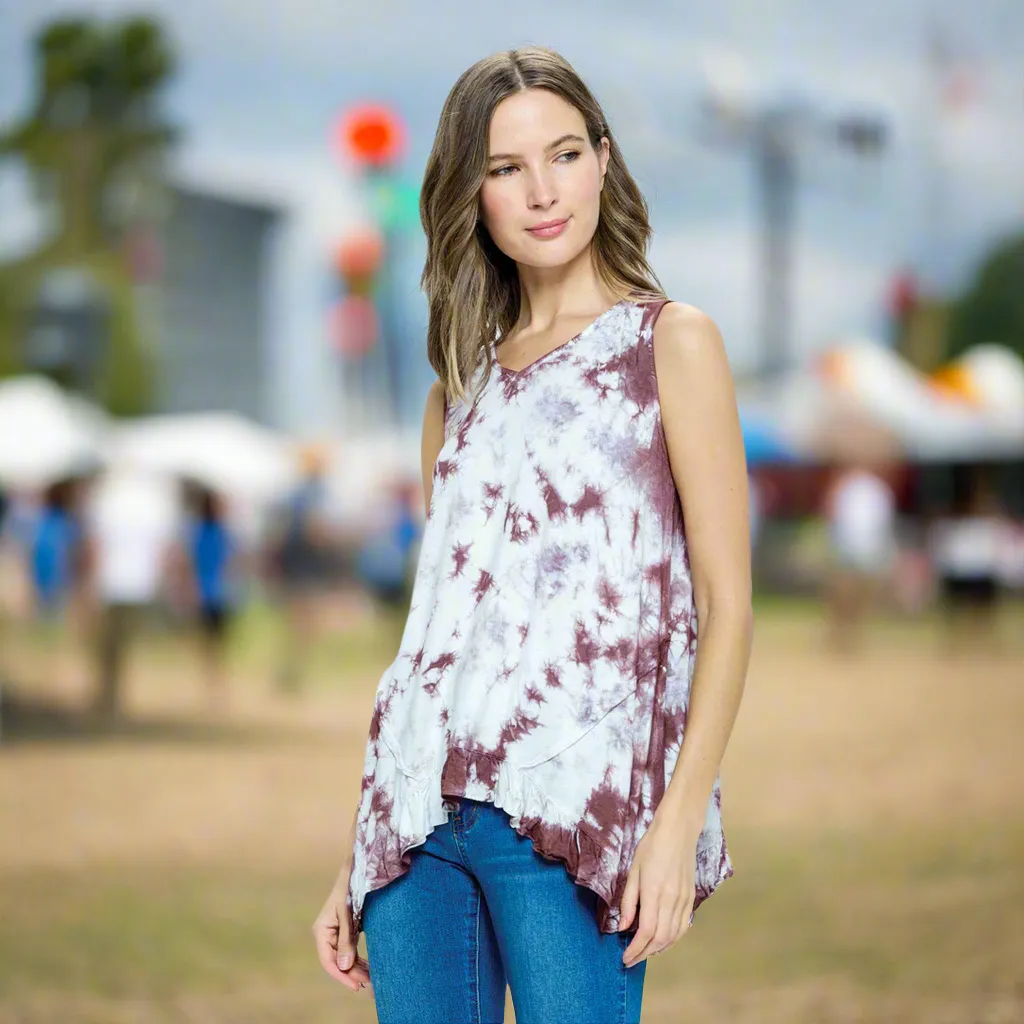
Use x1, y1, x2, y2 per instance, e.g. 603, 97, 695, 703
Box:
647, 298, 718, 332
643, 299, 736, 409
645, 298, 725, 357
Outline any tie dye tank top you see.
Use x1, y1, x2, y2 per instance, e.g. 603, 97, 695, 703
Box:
345, 297, 732, 943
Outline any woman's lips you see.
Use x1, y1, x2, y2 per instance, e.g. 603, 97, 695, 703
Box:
526, 217, 569, 239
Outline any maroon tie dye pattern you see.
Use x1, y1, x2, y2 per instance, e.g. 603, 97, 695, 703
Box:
345, 298, 732, 944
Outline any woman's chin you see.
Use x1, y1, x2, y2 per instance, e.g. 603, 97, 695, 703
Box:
513, 238, 587, 270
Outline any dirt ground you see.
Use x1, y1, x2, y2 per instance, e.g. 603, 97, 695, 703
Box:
0, 603, 1022, 1022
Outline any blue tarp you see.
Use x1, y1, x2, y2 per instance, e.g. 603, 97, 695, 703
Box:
739, 411, 797, 465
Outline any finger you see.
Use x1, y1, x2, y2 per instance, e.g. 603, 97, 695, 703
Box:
655, 889, 688, 944
350, 962, 373, 990
626, 896, 677, 965
622, 899, 659, 966
334, 906, 360, 970
335, 917, 372, 993
313, 917, 360, 992
669, 906, 687, 945
652, 897, 687, 955
315, 933, 359, 990
654, 906, 687, 957
329, 943, 372, 993
618, 869, 640, 932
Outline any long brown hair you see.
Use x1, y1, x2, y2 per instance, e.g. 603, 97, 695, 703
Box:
420, 46, 665, 404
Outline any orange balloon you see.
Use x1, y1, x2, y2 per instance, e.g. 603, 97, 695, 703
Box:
334, 228, 385, 281
336, 103, 406, 168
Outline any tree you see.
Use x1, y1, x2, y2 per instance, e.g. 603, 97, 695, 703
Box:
0, 15, 178, 414
947, 233, 1024, 362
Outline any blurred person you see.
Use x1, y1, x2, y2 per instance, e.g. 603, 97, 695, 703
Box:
313, 48, 753, 1022
26, 477, 90, 688
0, 489, 37, 684
929, 464, 1011, 654
169, 483, 240, 713
823, 458, 897, 653
29, 479, 86, 617
355, 477, 423, 617
84, 470, 178, 717
268, 443, 334, 693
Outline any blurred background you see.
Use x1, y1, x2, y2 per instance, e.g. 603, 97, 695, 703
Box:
0, 1, 1022, 1021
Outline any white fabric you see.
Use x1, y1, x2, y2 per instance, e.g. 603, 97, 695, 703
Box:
930, 517, 1011, 579
86, 472, 179, 604
828, 470, 896, 572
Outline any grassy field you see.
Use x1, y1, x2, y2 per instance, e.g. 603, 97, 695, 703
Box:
0, 599, 1022, 1023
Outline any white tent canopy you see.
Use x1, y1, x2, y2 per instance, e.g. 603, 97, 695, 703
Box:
108, 412, 300, 505
0, 375, 109, 489
935, 344, 1024, 427
743, 339, 1024, 463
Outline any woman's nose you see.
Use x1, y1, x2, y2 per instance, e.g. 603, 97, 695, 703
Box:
526, 171, 557, 209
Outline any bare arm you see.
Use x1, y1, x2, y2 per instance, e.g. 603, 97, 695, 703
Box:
652, 302, 754, 835
421, 378, 447, 516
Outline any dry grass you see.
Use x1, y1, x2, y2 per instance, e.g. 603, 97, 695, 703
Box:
0, 601, 1022, 1022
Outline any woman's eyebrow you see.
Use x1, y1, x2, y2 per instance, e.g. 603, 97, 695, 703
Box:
488, 133, 586, 162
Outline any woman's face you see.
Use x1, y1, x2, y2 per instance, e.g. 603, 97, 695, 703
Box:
479, 89, 609, 270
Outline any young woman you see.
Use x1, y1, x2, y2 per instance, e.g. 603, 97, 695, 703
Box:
313, 46, 753, 1023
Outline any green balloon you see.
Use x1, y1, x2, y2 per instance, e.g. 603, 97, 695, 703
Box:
370, 179, 420, 232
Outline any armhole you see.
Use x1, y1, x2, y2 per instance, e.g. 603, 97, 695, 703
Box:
640, 297, 672, 344
641, 298, 684, 527
637, 297, 673, 380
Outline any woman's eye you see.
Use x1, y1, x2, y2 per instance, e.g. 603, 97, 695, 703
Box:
490, 151, 580, 177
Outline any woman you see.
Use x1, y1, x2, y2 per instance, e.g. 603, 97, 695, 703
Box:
313, 47, 753, 1023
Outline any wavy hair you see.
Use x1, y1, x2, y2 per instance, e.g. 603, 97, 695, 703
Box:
420, 46, 665, 404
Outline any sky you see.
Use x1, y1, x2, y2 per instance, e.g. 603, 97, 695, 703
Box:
1, 0, 1022, 377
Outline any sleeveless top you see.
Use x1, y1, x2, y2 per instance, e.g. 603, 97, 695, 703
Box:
345, 297, 732, 943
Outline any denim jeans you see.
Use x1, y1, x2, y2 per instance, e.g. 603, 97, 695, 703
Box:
362, 797, 647, 1024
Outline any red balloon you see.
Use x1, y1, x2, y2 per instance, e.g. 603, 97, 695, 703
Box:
334, 228, 385, 282
335, 103, 406, 169
330, 295, 379, 357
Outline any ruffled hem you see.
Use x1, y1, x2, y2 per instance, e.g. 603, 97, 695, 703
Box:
347, 746, 733, 943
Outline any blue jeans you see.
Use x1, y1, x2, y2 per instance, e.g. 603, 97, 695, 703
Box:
362, 797, 647, 1024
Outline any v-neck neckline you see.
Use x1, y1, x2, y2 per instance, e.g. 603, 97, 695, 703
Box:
494, 298, 630, 376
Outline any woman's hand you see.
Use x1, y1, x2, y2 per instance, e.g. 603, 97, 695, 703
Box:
617, 809, 699, 968
312, 863, 372, 994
